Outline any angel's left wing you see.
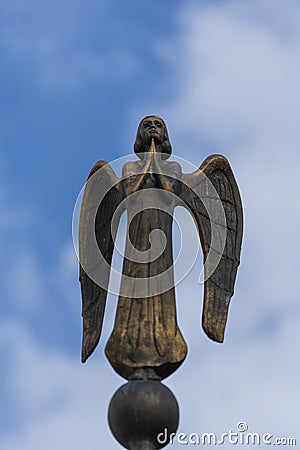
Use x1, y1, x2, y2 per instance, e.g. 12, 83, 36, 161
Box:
182, 154, 243, 343
79, 161, 123, 362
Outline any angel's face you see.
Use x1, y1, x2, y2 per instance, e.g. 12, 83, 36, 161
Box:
140, 117, 165, 146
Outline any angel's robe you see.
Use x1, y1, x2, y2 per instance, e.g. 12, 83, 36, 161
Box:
105, 160, 188, 379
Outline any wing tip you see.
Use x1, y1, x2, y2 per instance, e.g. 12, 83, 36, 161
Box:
81, 353, 88, 364
81, 344, 94, 363
81, 345, 89, 363
202, 321, 225, 343
81, 331, 100, 363
205, 330, 225, 343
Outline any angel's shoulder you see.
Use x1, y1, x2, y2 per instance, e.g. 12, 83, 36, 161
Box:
122, 160, 143, 177
168, 161, 182, 171
161, 160, 182, 178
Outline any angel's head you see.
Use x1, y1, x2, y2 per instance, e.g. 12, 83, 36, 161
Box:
134, 115, 172, 160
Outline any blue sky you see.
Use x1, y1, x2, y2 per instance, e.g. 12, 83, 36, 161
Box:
1, 0, 300, 449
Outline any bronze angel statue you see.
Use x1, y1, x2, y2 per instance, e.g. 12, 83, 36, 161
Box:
79, 116, 243, 380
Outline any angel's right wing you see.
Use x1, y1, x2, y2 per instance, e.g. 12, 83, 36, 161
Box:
79, 161, 123, 363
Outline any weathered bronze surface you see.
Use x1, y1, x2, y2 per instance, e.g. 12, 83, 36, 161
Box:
79, 116, 243, 380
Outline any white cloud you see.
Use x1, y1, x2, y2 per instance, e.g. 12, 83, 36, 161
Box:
7, 248, 49, 311
175, 274, 299, 434
56, 242, 80, 315
158, 1, 299, 155
0, 172, 120, 449
153, 0, 300, 315
0, 322, 120, 450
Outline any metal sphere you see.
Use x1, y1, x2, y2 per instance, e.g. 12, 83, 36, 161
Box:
108, 380, 179, 449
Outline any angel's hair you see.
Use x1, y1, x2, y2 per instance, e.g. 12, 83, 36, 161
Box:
134, 115, 172, 160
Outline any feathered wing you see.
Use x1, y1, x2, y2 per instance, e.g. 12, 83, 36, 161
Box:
182, 154, 243, 342
79, 161, 123, 362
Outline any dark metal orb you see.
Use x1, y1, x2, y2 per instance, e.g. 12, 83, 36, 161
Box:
108, 380, 179, 450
